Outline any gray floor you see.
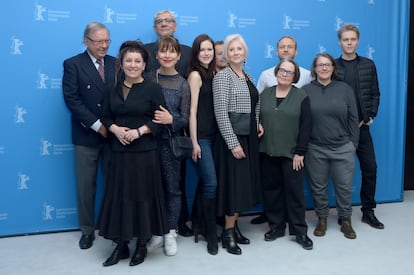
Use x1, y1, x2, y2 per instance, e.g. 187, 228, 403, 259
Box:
1, 191, 413, 275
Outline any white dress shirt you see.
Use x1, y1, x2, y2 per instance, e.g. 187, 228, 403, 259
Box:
256, 66, 313, 93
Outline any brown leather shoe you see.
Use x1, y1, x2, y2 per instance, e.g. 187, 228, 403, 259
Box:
313, 217, 327, 237
340, 218, 357, 239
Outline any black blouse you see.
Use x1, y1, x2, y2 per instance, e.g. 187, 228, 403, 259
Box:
102, 80, 166, 152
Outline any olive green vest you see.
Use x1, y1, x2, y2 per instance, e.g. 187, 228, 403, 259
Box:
259, 86, 307, 159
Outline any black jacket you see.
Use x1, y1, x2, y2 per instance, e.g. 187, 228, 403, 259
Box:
335, 54, 380, 123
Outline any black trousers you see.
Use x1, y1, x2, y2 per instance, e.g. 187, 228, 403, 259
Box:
357, 126, 378, 211
260, 154, 307, 235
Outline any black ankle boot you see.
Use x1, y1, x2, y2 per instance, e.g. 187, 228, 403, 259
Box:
103, 241, 129, 267
234, 221, 250, 244
222, 228, 241, 255
129, 239, 147, 266
202, 197, 218, 255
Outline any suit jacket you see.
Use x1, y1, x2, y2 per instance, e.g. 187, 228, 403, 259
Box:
62, 51, 116, 146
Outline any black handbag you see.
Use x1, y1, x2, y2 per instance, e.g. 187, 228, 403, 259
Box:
168, 129, 193, 159
228, 112, 250, 135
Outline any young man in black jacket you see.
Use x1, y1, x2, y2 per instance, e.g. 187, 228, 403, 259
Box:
335, 24, 384, 230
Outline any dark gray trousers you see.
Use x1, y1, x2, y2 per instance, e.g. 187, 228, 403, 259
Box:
305, 142, 356, 218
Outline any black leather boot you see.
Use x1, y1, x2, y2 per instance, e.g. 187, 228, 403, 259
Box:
234, 221, 250, 244
192, 187, 205, 243
129, 239, 147, 266
103, 241, 129, 267
202, 197, 218, 255
222, 228, 241, 255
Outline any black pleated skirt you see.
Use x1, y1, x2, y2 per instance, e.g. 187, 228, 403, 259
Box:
215, 120, 261, 216
98, 150, 168, 241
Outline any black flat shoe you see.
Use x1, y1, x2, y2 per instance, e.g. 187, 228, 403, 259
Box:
129, 241, 147, 266
79, 233, 95, 249
264, 229, 285, 241
178, 223, 194, 237
362, 211, 384, 229
103, 242, 129, 267
295, 235, 313, 250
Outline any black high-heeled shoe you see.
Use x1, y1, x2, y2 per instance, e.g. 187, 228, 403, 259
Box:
103, 241, 129, 267
129, 239, 147, 266
234, 221, 250, 244
192, 221, 205, 243
222, 228, 241, 255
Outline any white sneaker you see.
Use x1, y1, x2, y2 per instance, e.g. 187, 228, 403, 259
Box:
163, 229, 178, 256
147, 235, 163, 252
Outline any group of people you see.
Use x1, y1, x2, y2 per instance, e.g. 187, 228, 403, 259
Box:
62, 9, 383, 267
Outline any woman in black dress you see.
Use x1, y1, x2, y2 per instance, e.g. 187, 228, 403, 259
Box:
98, 41, 167, 267
212, 34, 263, 255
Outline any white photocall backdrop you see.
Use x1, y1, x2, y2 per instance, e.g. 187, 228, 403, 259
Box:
0, 0, 409, 236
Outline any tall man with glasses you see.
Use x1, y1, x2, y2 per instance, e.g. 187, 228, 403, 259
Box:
251, 35, 313, 225
144, 10, 194, 239
144, 10, 191, 78
335, 24, 383, 230
62, 22, 116, 249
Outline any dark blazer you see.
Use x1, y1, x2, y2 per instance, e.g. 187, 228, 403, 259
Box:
62, 51, 116, 146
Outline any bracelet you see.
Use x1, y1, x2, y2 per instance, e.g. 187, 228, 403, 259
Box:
137, 128, 141, 138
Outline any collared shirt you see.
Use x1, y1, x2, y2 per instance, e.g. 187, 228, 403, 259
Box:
86, 51, 104, 71
256, 66, 313, 93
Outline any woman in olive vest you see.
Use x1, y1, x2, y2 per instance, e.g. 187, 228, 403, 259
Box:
259, 58, 313, 250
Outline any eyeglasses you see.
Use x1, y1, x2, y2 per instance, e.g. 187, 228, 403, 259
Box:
87, 37, 111, 46
155, 18, 175, 25
316, 63, 333, 68
278, 68, 295, 76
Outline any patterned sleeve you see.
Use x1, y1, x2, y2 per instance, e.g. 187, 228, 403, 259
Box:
213, 71, 240, 150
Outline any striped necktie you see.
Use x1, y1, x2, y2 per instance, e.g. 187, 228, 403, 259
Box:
96, 59, 105, 82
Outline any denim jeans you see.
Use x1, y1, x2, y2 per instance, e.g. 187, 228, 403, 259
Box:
185, 138, 218, 215
195, 139, 218, 198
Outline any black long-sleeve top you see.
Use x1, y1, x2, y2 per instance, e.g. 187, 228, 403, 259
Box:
102, 80, 166, 152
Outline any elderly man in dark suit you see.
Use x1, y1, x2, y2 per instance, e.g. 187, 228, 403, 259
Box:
62, 22, 116, 249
